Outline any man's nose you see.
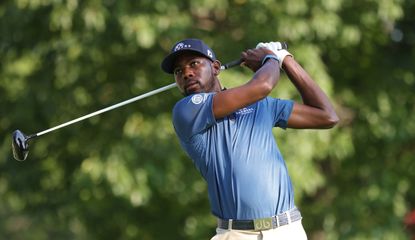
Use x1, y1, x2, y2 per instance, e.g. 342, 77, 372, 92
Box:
183, 66, 195, 79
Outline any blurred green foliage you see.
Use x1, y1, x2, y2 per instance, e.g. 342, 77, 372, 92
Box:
1, 0, 414, 239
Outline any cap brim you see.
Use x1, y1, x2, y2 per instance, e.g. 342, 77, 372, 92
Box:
161, 49, 210, 74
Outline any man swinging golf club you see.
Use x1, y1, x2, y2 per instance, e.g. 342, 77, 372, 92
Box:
161, 38, 339, 239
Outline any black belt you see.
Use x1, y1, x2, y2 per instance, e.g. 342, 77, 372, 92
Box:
217, 208, 302, 231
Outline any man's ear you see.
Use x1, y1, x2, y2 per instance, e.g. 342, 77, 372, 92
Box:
212, 60, 221, 76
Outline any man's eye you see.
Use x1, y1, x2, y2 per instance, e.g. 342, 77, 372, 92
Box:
174, 68, 182, 75
190, 60, 201, 67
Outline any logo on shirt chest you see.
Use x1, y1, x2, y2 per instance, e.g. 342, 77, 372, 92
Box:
191, 94, 206, 104
235, 107, 254, 115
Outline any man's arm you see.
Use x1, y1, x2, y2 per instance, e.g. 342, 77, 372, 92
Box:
283, 56, 339, 129
212, 48, 280, 119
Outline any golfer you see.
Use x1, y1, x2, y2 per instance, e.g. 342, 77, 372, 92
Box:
161, 38, 339, 239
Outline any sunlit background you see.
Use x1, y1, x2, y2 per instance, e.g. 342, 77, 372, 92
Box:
1, 0, 414, 239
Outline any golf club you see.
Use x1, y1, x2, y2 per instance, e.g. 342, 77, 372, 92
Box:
12, 83, 177, 161
12, 42, 288, 161
220, 42, 288, 70
11, 58, 241, 161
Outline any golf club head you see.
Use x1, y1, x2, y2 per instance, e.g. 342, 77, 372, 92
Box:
12, 130, 30, 161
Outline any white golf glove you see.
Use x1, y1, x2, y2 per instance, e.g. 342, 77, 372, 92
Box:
256, 42, 293, 68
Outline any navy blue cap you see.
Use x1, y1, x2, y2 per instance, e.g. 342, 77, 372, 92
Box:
161, 38, 216, 74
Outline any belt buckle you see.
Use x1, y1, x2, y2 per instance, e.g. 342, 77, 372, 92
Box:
253, 217, 273, 231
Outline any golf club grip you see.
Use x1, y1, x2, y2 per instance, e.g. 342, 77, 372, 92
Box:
222, 59, 243, 70
221, 42, 288, 70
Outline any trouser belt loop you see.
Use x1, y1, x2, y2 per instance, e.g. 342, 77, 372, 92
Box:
286, 211, 292, 224
228, 219, 233, 230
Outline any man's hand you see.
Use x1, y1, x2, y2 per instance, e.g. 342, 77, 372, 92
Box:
240, 48, 276, 72
256, 42, 285, 52
256, 42, 293, 68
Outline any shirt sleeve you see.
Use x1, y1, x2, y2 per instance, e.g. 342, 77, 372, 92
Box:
172, 93, 217, 142
270, 98, 294, 129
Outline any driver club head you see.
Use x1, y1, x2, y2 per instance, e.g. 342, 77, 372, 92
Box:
12, 130, 31, 161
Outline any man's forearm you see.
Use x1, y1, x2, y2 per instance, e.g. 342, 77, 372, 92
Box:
212, 50, 280, 119
282, 57, 337, 116
247, 58, 281, 96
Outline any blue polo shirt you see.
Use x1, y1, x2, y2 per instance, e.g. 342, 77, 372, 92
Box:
172, 93, 295, 220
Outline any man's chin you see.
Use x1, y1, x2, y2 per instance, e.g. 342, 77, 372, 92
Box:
185, 89, 202, 96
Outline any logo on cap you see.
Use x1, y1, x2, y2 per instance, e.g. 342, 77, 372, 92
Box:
174, 42, 191, 52
207, 50, 213, 58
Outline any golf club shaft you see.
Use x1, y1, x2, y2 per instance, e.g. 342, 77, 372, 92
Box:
35, 83, 177, 137
32, 49, 284, 138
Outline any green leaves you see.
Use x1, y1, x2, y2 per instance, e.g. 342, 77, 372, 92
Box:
1, 0, 414, 239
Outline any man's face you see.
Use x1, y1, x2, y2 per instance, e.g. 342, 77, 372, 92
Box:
173, 52, 219, 96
